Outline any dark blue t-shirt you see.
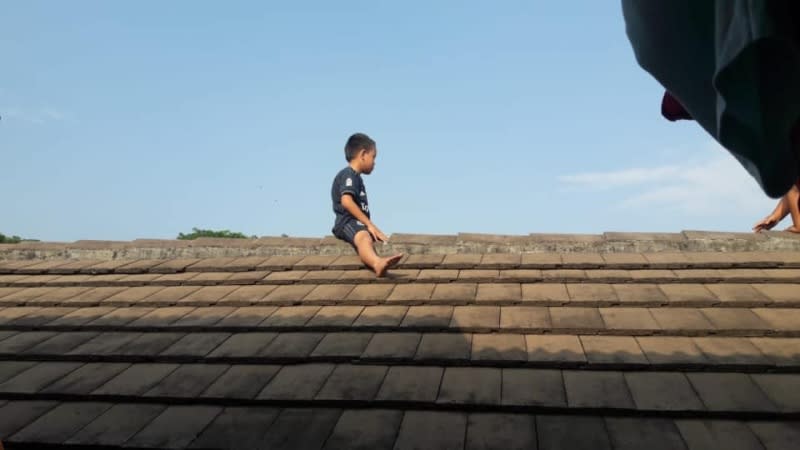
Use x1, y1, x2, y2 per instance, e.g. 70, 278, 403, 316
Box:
331, 166, 370, 233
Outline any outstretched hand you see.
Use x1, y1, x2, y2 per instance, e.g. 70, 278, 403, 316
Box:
753, 216, 779, 233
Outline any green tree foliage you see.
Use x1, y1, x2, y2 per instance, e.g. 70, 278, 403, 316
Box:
0, 233, 23, 244
0, 233, 38, 244
177, 227, 256, 240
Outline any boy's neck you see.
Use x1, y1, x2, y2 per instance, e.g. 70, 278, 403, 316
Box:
348, 161, 362, 174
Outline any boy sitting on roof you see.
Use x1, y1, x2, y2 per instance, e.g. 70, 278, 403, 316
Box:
331, 133, 403, 276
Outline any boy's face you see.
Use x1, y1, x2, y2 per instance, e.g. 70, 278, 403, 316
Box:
358, 147, 377, 174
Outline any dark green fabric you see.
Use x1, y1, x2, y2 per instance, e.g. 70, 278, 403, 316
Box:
622, 0, 800, 197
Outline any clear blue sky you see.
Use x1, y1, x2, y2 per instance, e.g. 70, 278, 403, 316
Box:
1, 1, 777, 241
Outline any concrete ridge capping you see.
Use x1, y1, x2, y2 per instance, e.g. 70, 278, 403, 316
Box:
1, 230, 799, 261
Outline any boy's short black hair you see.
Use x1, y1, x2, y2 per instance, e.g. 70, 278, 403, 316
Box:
345, 133, 376, 161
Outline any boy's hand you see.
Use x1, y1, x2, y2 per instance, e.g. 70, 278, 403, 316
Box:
367, 224, 388, 242
753, 215, 779, 233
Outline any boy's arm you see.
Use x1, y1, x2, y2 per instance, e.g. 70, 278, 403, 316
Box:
341, 194, 388, 242
753, 195, 791, 232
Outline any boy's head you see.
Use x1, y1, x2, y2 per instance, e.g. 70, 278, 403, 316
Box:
345, 132, 377, 174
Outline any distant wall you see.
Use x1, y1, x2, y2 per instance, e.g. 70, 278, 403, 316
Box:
1, 231, 799, 261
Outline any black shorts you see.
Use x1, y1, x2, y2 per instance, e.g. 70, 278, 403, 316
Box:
333, 221, 372, 248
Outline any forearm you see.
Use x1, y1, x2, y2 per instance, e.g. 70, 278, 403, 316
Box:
342, 197, 374, 227
769, 196, 790, 221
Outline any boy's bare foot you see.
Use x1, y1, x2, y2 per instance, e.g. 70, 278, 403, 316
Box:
374, 253, 404, 277
785, 226, 800, 233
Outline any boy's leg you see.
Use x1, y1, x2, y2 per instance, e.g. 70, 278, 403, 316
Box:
352, 230, 403, 277
352, 230, 381, 270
